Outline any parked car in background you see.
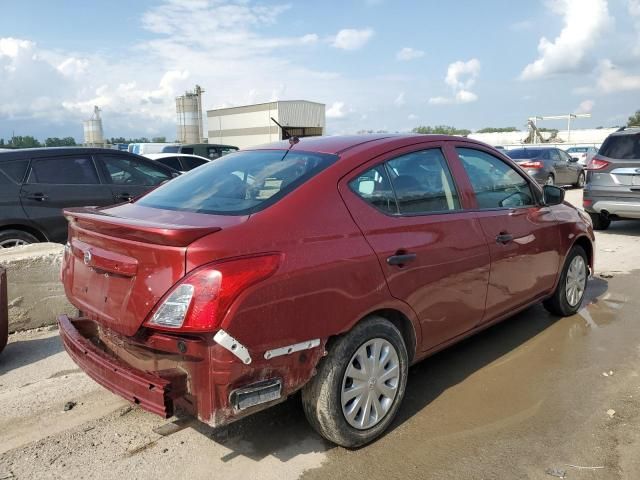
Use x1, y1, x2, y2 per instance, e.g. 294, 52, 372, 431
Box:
0, 148, 179, 247
161, 143, 238, 160
127, 143, 179, 155
58, 135, 593, 448
565, 146, 598, 166
584, 127, 640, 230
506, 147, 585, 187
144, 153, 210, 173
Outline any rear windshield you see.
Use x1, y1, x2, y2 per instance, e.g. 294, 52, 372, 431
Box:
137, 149, 338, 215
162, 145, 180, 153
599, 134, 640, 160
567, 147, 587, 153
507, 149, 545, 159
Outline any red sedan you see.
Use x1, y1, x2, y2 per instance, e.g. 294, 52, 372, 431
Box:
58, 135, 594, 447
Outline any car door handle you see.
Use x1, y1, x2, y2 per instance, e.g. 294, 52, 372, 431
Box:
25, 193, 48, 201
386, 252, 417, 266
496, 233, 514, 244
115, 193, 133, 202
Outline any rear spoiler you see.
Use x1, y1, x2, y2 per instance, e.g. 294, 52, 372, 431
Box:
64, 207, 221, 247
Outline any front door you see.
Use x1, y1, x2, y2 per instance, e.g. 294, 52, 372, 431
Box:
340, 144, 491, 352
20, 155, 112, 242
454, 145, 561, 321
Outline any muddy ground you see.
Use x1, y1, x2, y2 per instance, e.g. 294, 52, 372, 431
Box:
1, 189, 640, 480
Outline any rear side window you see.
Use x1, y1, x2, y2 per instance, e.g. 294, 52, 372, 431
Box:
181, 156, 208, 170
28, 156, 99, 184
181, 147, 195, 155
0, 159, 29, 183
599, 135, 640, 159
137, 150, 338, 215
100, 155, 172, 186
157, 156, 182, 171
349, 164, 397, 214
457, 148, 534, 209
387, 149, 460, 214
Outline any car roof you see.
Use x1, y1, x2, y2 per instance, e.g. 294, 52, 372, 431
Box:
609, 127, 640, 136
0, 147, 136, 161
145, 153, 210, 160
245, 134, 479, 155
509, 146, 557, 150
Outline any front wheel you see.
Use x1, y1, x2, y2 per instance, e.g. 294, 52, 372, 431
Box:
0, 229, 39, 248
545, 174, 555, 186
302, 316, 408, 448
574, 172, 585, 188
543, 245, 588, 316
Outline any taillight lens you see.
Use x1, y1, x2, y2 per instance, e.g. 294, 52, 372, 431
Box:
587, 156, 610, 170
519, 161, 543, 169
146, 254, 281, 332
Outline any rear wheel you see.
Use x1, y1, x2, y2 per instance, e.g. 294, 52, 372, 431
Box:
302, 316, 408, 448
588, 212, 611, 231
544, 245, 588, 316
0, 230, 39, 248
574, 172, 585, 188
545, 174, 555, 186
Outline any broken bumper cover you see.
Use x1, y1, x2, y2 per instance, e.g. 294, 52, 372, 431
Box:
58, 314, 182, 418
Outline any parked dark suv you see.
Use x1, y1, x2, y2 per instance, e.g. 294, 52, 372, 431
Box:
0, 148, 179, 247
584, 127, 640, 230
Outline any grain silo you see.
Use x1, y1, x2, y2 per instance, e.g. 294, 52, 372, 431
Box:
83, 106, 104, 146
176, 85, 204, 144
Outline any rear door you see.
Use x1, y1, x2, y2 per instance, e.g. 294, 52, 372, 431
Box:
453, 145, 561, 321
559, 149, 581, 183
95, 154, 174, 202
340, 143, 490, 352
19, 155, 113, 242
550, 149, 570, 184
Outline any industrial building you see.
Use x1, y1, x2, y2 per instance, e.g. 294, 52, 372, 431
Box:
82, 106, 105, 147
176, 85, 204, 144
207, 100, 325, 149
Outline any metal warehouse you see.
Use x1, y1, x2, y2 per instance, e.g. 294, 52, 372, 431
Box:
206, 100, 325, 149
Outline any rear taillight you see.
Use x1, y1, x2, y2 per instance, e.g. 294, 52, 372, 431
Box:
145, 254, 281, 332
583, 198, 593, 208
519, 161, 543, 169
587, 156, 610, 170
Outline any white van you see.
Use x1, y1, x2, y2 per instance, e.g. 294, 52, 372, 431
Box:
127, 143, 178, 155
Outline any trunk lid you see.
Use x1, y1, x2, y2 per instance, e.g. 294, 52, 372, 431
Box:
62, 203, 247, 336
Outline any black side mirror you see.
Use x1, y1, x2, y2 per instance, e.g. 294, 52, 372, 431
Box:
568, 157, 578, 162
542, 185, 565, 206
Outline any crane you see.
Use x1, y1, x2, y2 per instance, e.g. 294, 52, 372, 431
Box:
527, 113, 591, 144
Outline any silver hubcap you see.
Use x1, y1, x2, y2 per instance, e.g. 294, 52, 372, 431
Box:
341, 338, 400, 430
565, 256, 587, 307
546, 176, 554, 185
578, 173, 585, 186
0, 239, 29, 248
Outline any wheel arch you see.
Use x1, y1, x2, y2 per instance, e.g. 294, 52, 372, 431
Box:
0, 223, 48, 242
572, 235, 594, 273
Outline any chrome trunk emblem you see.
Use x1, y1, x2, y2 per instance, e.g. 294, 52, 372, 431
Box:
83, 250, 92, 265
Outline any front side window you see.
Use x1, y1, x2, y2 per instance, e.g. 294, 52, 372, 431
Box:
349, 164, 397, 214
181, 156, 208, 170
457, 148, 535, 209
28, 156, 99, 184
157, 156, 182, 171
387, 149, 460, 214
100, 155, 172, 186
137, 150, 338, 215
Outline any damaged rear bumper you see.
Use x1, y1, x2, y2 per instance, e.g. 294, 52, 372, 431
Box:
58, 314, 186, 418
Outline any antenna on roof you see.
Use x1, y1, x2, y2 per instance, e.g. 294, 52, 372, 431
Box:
270, 117, 299, 148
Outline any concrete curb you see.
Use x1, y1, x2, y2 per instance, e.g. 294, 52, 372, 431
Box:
0, 243, 75, 333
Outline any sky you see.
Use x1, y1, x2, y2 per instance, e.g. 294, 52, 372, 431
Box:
1, 0, 640, 142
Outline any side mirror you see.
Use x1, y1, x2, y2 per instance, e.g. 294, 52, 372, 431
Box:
568, 157, 578, 163
542, 185, 565, 206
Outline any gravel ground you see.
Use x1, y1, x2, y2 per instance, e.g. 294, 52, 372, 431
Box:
1, 188, 639, 479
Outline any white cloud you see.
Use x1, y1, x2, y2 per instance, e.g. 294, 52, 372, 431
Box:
331, 28, 374, 50
520, 0, 611, 80
326, 101, 346, 118
596, 59, 640, 93
630, 0, 640, 55
429, 59, 480, 105
0, 37, 35, 58
56, 57, 89, 77
575, 99, 594, 114
396, 47, 424, 61
394, 92, 405, 106
445, 58, 480, 90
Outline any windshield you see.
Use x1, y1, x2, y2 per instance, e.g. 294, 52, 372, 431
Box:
137, 149, 338, 215
507, 149, 546, 159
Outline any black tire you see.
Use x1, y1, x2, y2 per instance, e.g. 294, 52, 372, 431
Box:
302, 316, 409, 448
546, 174, 554, 186
574, 172, 585, 188
588, 212, 611, 231
0, 229, 39, 248
543, 245, 589, 316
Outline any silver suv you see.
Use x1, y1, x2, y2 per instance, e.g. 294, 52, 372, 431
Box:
584, 127, 640, 230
